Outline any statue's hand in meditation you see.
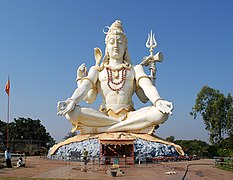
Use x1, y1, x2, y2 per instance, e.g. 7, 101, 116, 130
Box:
155, 99, 173, 115
57, 98, 76, 116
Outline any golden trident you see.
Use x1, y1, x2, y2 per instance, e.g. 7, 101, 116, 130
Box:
140, 30, 163, 85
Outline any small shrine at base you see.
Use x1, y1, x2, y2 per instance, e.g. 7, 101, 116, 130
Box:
100, 139, 134, 165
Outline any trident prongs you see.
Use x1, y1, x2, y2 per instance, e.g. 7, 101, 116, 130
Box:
146, 30, 157, 55
141, 30, 163, 86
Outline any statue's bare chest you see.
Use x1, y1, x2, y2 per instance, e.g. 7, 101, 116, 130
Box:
98, 67, 135, 93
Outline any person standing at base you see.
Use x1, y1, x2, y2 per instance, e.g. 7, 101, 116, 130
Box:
83, 148, 88, 165
5, 148, 12, 168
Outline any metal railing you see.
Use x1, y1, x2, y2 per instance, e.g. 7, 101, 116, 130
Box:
214, 156, 233, 168
48, 154, 198, 168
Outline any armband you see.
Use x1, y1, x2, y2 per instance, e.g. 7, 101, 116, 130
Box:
136, 75, 150, 87
81, 77, 95, 88
154, 98, 164, 106
76, 77, 83, 82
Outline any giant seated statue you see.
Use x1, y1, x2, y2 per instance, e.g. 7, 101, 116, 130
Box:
57, 20, 173, 135
51, 20, 184, 156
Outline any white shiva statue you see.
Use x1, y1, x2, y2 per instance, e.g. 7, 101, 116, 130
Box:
57, 20, 173, 134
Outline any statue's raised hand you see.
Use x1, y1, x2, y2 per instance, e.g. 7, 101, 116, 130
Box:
57, 99, 76, 116
77, 63, 87, 78
155, 99, 173, 115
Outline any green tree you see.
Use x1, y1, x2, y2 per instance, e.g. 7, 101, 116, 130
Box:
64, 131, 77, 140
215, 136, 233, 157
175, 139, 210, 158
0, 117, 55, 152
191, 86, 233, 144
0, 120, 7, 152
226, 94, 233, 137
217, 136, 233, 149
0, 120, 6, 142
165, 136, 175, 142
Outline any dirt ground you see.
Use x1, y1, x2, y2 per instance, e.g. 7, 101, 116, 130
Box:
0, 157, 232, 179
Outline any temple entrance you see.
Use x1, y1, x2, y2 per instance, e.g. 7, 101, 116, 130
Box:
100, 140, 134, 166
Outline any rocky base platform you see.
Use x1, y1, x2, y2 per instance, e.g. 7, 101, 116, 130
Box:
48, 132, 184, 159
50, 138, 180, 159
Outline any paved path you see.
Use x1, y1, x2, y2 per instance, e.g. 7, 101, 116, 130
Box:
0, 157, 232, 179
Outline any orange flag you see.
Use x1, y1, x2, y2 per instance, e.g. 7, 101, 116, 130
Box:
5, 78, 10, 96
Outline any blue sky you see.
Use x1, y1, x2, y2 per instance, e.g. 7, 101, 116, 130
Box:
0, 0, 233, 143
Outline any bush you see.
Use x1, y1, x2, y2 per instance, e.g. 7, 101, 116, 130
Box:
217, 148, 233, 157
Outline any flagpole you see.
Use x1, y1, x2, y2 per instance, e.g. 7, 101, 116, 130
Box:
7, 90, 10, 148
5, 76, 10, 148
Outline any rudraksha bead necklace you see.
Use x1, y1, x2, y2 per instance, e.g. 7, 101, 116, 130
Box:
106, 67, 127, 93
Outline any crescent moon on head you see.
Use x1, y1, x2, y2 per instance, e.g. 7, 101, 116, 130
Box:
103, 26, 110, 34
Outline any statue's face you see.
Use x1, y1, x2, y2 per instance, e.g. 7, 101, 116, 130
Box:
107, 34, 126, 60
